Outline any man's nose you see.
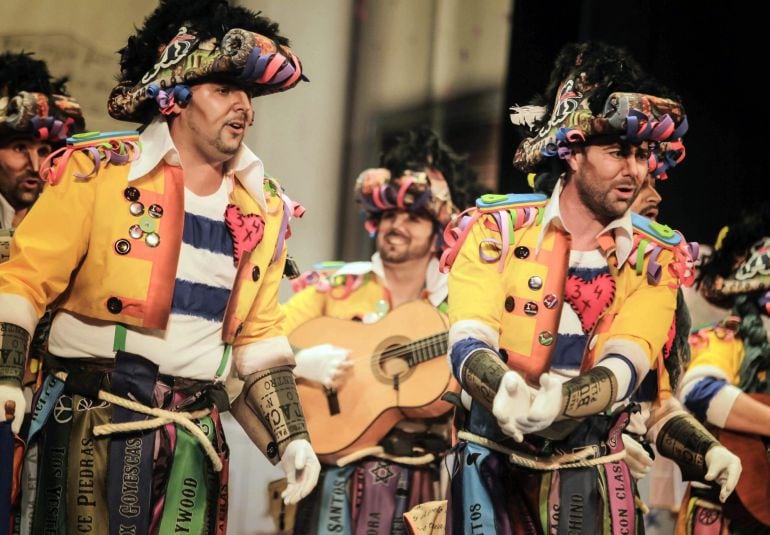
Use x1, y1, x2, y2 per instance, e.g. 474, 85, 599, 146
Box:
27, 149, 42, 173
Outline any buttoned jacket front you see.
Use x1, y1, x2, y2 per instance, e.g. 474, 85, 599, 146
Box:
0, 123, 296, 372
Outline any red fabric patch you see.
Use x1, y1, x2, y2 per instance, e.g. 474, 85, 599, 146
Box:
224, 204, 265, 266
564, 273, 616, 333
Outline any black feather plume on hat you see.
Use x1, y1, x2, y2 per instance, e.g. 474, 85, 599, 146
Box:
379, 127, 485, 211
0, 51, 71, 98
117, 0, 288, 86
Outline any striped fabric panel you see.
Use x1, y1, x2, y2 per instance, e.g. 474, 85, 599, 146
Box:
171, 279, 231, 322
182, 211, 234, 257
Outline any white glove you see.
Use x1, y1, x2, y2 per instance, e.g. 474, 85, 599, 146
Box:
621, 434, 653, 479
293, 344, 353, 389
280, 438, 321, 505
515, 374, 562, 435
492, 370, 531, 442
704, 445, 742, 503
0, 384, 26, 434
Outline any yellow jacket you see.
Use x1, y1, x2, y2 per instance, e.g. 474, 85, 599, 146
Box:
0, 128, 298, 373
282, 254, 448, 332
446, 192, 686, 386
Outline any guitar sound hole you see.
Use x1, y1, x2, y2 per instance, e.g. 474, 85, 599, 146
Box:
372, 336, 416, 385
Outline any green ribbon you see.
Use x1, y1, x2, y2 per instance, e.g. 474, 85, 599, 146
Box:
158, 416, 216, 534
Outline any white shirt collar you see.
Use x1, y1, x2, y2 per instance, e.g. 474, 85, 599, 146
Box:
537, 178, 634, 265
127, 117, 267, 210
333, 253, 448, 307
0, 194, 15, 229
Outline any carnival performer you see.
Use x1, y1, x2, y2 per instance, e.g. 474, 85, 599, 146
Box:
676, 205, 770, 533
443, 42, 740, 534
0, 1, 321, 533
282, 128, 480, 534
0, 49, 86, 532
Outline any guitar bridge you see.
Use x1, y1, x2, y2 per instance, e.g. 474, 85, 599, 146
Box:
325, 387, 340, 415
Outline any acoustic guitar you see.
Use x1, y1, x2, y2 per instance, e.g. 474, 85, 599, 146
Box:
715, 393, 770, 527
290, 300, 456, 462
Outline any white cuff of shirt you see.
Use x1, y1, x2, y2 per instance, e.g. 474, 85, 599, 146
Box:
0, 294, 38, 335
233, 335, 294, 378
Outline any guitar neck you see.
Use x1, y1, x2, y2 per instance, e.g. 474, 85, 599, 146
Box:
404, 331, 449, 367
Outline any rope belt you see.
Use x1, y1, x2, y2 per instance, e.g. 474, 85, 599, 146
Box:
52, 370, 223, 472
458, 430, 626, 470
335, 446, 436, 467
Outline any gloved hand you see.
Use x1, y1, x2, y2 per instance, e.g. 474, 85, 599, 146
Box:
492, 370, 531, 442
515, 373, 562, 435
280, 438, 321, 505
704, 445, 742, 503
0, 384, 26, 434
622, 434, 653, 479
293, 344, 353, 389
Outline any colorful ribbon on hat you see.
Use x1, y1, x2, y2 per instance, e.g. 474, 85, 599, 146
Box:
239, 47, 303, 89
29, 115, 75, 142
147, 84, 192, 115
39, 131, 141, 185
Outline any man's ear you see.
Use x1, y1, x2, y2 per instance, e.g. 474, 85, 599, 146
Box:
564, 146, 583, 173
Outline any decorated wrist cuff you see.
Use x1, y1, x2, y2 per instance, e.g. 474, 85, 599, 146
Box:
656, 414, 718, 481
0, 322, 30, 386
241, 365, 310, 457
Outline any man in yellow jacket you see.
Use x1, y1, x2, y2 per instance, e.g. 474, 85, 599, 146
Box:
676, 207, 770, 533
0, 49, 86, 533
443, 42, 740, 533
0, 1, 319, 533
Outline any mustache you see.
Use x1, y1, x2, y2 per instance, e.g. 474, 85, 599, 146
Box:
383, 229, 409, 241
223, 111, 253, 126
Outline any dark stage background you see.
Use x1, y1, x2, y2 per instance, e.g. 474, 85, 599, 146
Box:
501, 0, 768, 244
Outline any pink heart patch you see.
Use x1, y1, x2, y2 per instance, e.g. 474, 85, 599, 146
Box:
564, 273, 616, 333
225, 204, 265, 266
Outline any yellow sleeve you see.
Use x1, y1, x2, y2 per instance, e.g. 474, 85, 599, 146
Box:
281, 286, 327, 335
447, 214, 504, 338
237, 243, 289, 347
687, 330, 743, 385
605, 248, 678, 368
0, 151, 96, 333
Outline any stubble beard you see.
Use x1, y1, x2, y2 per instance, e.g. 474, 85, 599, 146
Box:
576, 176, 635, 223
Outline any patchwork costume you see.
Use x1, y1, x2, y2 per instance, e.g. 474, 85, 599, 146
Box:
443, 190, 691, 533
677, 234, 770, 533
0, 3, 316, 533
286, 255, 453, 535
286, 146, 471, 535
0, 51, 85, 531
442, 43, 732, 534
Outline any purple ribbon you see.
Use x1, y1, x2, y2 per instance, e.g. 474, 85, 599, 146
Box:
646, 244, 664, 285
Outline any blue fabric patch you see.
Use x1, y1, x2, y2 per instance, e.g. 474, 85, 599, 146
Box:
684, 377, 728, 420
598, 353, 637, 400
171, 279, 231, 322
551, 333, 589, 370
450, 338, 495, 384
182, 212, 234, 257
567, 266, 610, 282
633, 369, 658, 402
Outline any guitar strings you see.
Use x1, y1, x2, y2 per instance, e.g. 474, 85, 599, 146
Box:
340, 332, 449, 365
